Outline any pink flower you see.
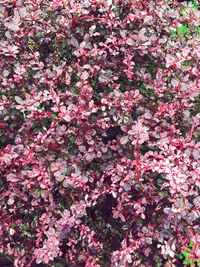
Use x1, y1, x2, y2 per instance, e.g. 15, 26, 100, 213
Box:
128, 120, 149, 145
50, 0, 63, 9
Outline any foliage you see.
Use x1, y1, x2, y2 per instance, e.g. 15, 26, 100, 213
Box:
0, 0, 199, 266
179, 242, 200, 266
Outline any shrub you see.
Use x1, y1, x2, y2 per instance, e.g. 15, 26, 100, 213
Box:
0, 0, 199, 266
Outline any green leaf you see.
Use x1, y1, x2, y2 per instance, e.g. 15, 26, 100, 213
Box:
183, 258, 193, 265
61, 39, 67, 48
177, 24, 188, 36
114, 4, 120, 12
188, 241, 194, 248
54, 261, 64, 267
51, 113, 58, 119
149, 146, 159, 151
170, 28, 177, 35
69, 135, 76, 143
183, 250, 190, 258
0, 135, 7, 143
188, 260, 194, 266
158, 191, 168, 198
192, 0, 198, 10
139, 85, 147, 95
156, 259, 162, 267
178, 253, 184, 259
35, 188, 46, 197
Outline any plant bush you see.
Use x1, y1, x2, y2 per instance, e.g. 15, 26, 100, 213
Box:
0, 0, 199, 266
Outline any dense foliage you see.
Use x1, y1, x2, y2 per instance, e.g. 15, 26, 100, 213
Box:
0, 0, 200, 266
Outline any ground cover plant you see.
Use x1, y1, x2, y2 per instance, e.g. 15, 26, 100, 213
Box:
0, 0, 200, 266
